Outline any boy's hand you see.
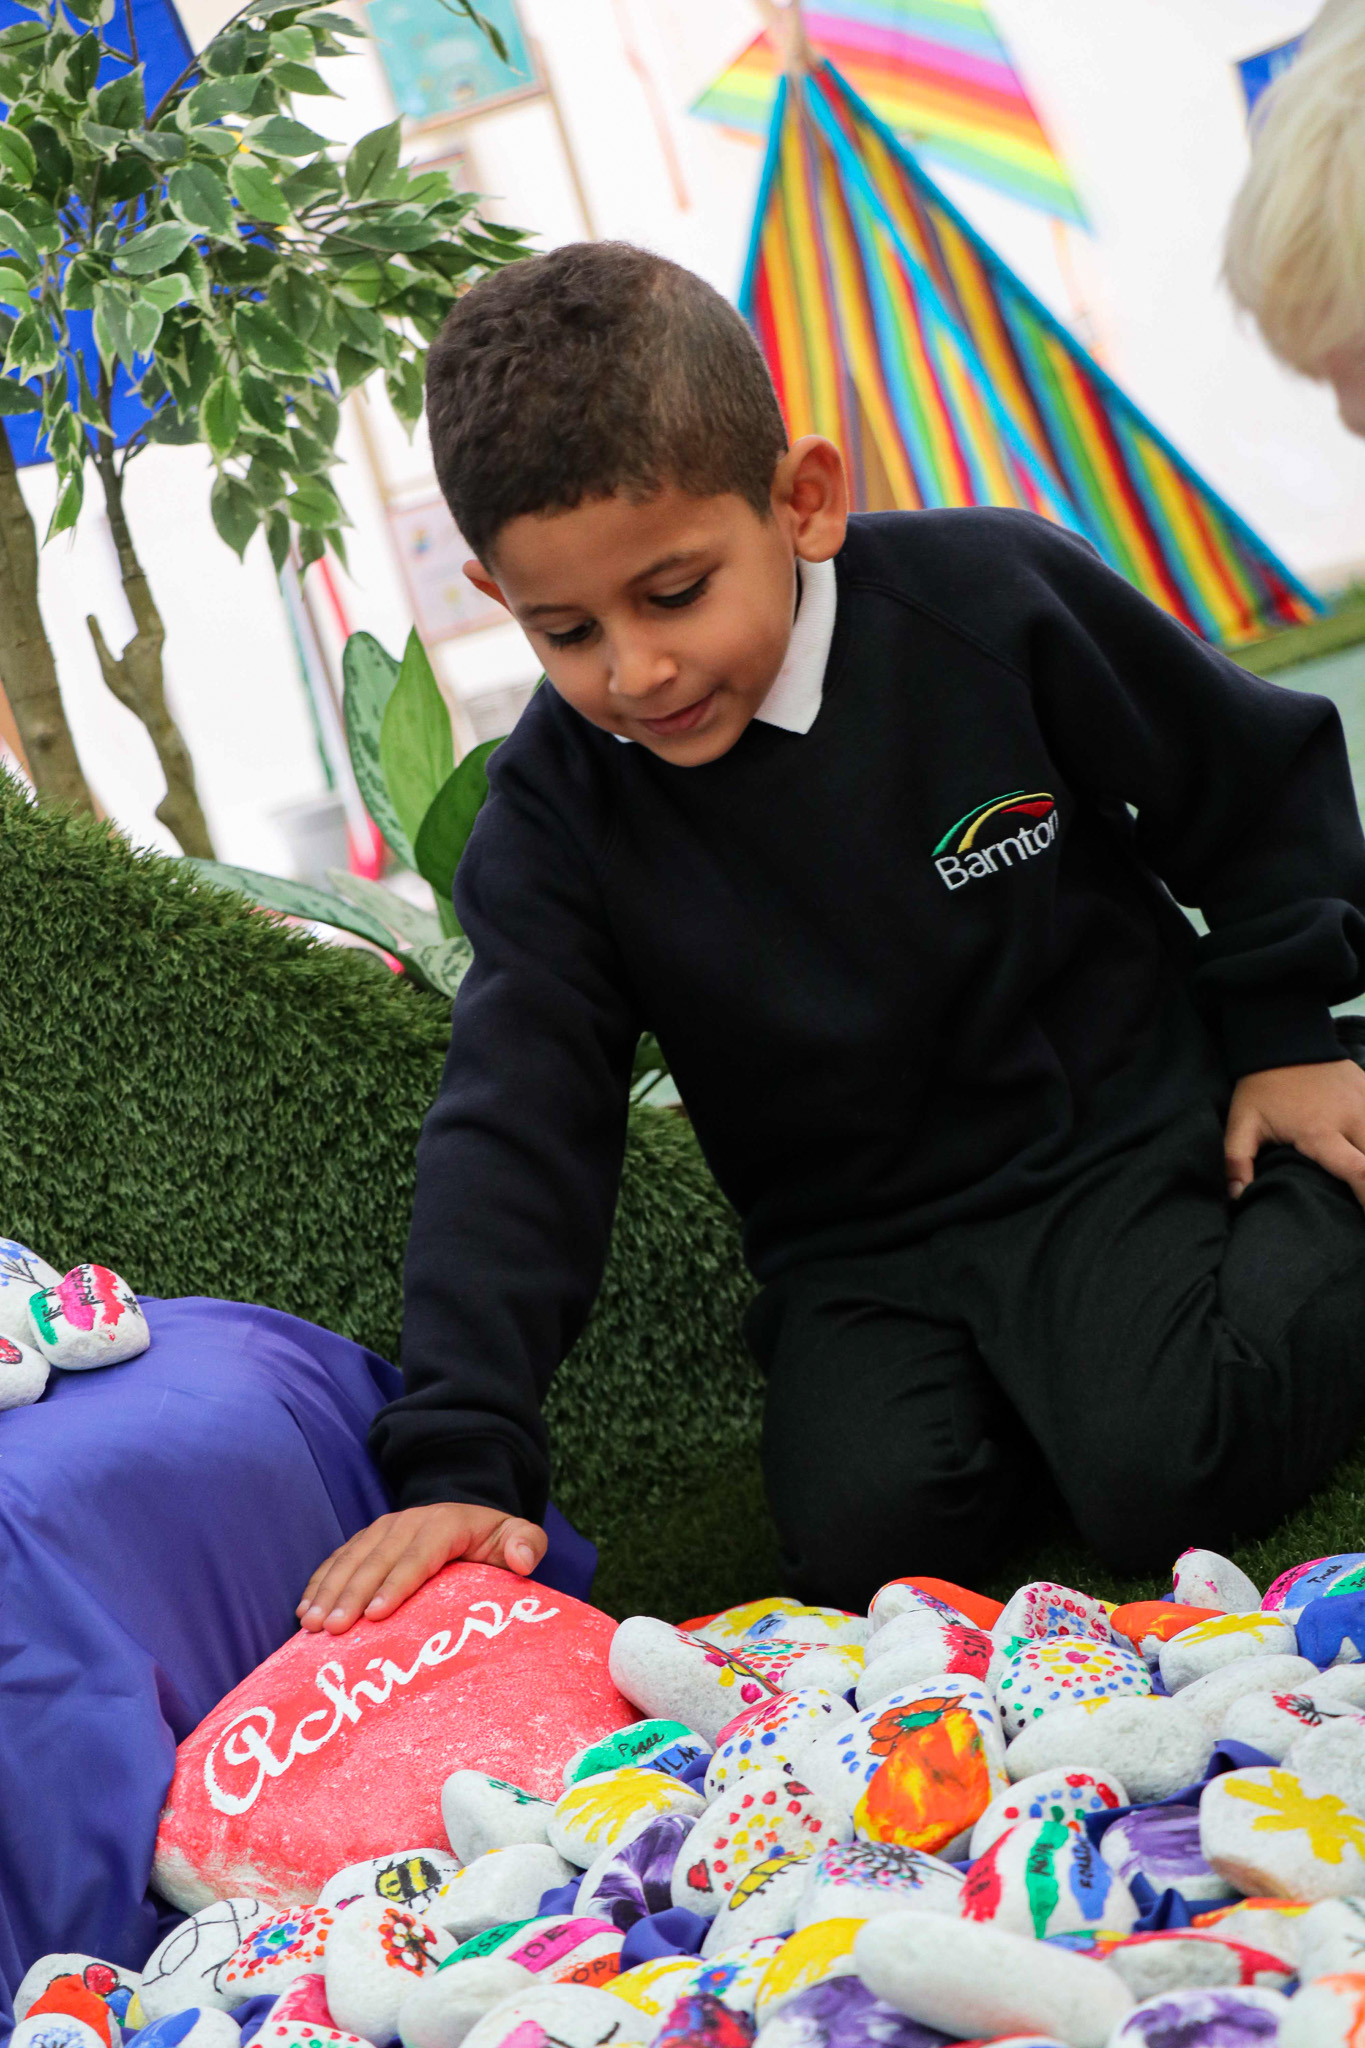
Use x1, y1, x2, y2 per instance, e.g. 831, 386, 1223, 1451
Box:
1225, 1057, 1365, 1206
296, 1503, 547, 1635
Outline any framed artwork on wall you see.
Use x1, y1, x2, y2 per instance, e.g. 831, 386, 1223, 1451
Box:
365, 0, 542, 124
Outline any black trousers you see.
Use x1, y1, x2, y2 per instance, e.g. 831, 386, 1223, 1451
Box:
742, 1105, 1365, 1611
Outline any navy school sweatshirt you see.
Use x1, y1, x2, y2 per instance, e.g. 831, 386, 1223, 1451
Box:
369, 509, 1365, 1520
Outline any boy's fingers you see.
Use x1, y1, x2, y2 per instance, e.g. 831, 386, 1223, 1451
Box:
300, 1529, 409, 1632
481, 1516, 547, 1575
1304, 1131, 1365, 1209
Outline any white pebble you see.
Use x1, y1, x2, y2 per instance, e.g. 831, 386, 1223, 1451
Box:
0, 1237, 60, 1348
318, 1849, 461, 1913
442, 1773, 554, 1862
0, 1332, 48, 1408
138, 1900, 269, 2020
1294, 1896, 1365, 1983
1288, 1715, 1365, 1812
1172, 1549, 1263, 1614
430, 1844, 574, 1939
1168, 1654, 1319, 1732
854, 1911, 1132, 2048
12, 2023, 111, 2048
609, 1616, 778, 1744
1280, 1970, 1365, 2044
1004, 1696, 1212, 1803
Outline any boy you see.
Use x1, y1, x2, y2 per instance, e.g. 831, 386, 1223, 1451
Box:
300, 241, 1365, 1635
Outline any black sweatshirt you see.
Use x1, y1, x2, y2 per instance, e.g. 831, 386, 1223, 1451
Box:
369, 510, 1365, 1520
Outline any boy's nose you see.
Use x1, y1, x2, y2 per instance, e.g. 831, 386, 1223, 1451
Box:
609, 641, 679, 704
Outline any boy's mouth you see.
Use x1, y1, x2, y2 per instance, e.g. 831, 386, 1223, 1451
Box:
639, 691, 716, 737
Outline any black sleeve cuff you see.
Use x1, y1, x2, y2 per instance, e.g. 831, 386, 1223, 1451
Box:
1220, 991, 1347, 1078
377, 1436, 546, 1523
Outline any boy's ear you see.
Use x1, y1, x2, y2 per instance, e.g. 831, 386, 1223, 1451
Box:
463, 559, 511, 611
774, 435, 849, 563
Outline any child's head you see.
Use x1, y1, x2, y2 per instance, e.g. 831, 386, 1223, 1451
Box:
1225, 0, 1365, 433
425, 241, 846, 763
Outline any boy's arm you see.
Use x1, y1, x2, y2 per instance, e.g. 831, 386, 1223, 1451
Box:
311, 741, 640, 1628
1015, 518, 1365, 1193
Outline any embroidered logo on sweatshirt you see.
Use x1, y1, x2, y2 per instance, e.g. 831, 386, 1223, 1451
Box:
933, 789, 1057, 891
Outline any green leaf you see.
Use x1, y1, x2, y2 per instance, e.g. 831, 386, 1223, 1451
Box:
167, 161, 237, 238
0, 263, 31, 309
64, 0, 116, 27
201, 372, 240, 453
340, 631, 414, 867
265, 505, 289, 572
138, 271, 192, 312
268, 23, 314, 58
183, 75, 263, 124
0, 126, 36, 188
185, 858, 401, 951
0, 210, 41, 273
287, 474, 344, 529
228, 154, 291, 224
50, 31, 100, 99
214, 242, 275, 286
209, 471, 257, 557
95, 71, 145, 126
384, 352, 423, 428
240, 369, 287, 434
45, 464, 82, 537
0, 375, 40, 412
323, 867, 443, 949
378, 628, 455, 852
411, 740, 499, 900
271, 61, 334, 94
116, 221, 195, 275
406, 934, 472, 997
4, 307, 56, 376
266, 266, 322, 342
248, 113, 328, 157
344, 117, 401, 200
235, 301, 311, 373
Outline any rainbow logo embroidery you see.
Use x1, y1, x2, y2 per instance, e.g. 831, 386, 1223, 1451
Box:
933, 788, 1058, 891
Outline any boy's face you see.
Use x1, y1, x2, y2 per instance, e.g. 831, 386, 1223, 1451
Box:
464, 436, 848, 765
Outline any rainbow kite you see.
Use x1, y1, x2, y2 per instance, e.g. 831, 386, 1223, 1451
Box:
742, 62, 1318, 645
694, 0, 1084, 226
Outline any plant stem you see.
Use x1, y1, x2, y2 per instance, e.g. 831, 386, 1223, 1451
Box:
0, 425, 95, 812
86, 420, 216, 858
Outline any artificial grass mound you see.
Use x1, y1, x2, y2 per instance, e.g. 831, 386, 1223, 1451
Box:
0, 772, 759, 1604
1, 768, 1362, 1621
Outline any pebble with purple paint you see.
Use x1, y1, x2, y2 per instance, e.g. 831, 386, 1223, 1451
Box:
575, 1811, 696, 1929
563, 1722, 708, 1788
548, 1766, 705, 1868
1098, 1804, 1227, 1903
751, 1974, 954, 2048
994, 1639, 1151, 1739
795, 1839, 964, 1928
1108, 1984, 1291, 2043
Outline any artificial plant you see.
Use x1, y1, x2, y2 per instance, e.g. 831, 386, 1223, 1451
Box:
0, 0, 525, 848
192, 627, 672, 1101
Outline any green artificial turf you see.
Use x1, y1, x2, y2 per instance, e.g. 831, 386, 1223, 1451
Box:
2, 766, 1362, 1625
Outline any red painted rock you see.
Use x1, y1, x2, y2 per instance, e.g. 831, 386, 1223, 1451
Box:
154, 1565, 634, 1912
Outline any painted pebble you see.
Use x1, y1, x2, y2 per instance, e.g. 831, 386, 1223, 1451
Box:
397, 1944, 543, 2048
994, 1639, 1151, 1739
459, 1984, 651, 2048
803, 1678, 1006, 1856
131, 2012, 241, 2048
1201, 1765, 1365, 1900
867, 1584, 975, 1635
991, 1584, 1114, 1658
431, 1844, 575, 1939
441, 1773, 553, 1862
706, 1690, 853, 1800
1107, 1603, 1222, 1666
0, 1237, 60, 1347
563, 1722, 708, 1789
1158, 1611, 1298, 1692
1172, 1549, 1263, 1615
795, 1838, 963, 1928
1110, 1985, 1291, 2042
650, 1992, 759, 2048
138, 1900, 269, 2020
728, 1642, 866, 1699
700, 1601, 812, 1648
1296, 1897, 1365, 1982
1098, 1804, 1227, 1903
1004, 1696, 1214, 1803
609, 1619, 779, 1746
221, 1906, 336, 1997
1281, 1971, 1365, 2045
259, 2025, 369, 2048
1174, 1655, 1320, 1733
750, 1976, 954, 2048
1191, 1899, 1308, 1967
671, 1768, 848, 1918
871, 1577, 1003, 1633
1220, 1687, 1363, 1761
318, 1848, 461, 1914
0, 1331, 48, 1408
575, 1811, 696, 1929
738, 1607, 869, 1651
700, 1851, 817, 1955
752, 1921, 867, 2023
689, 1938, 789, 2018
1313, 1666, 1365, 1710
601, 1956, 700, 2021
548, 1766, 704, 1867
860, 1606, 988, 1669
1287, 1714, 1365, 1812
970, 1769, 1128, 1859
21, 1975, 123, 2048
853, 1623, 995, 1710
960, 1818, 1138, 1941
853, 1912, 1132, 2048
323, 1899, 454, 2042
12, 2023, 115, 2048
27, 1264, 149, 1368
15, 1963, 139, 2030
1102, 1930, 1293, 2001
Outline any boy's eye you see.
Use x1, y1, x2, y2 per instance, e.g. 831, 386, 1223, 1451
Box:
650, 574, 709, 610
543, 620, 596, 648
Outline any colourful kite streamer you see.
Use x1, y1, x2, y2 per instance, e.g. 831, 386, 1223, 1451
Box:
694, 0, 1084, 226
740, 62, 1318, 645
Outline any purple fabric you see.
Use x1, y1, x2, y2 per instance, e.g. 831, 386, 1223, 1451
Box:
618, 1908, 710, 1968
0, 1296, 594, 2041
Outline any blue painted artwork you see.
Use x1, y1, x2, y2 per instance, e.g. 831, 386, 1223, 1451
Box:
1237, 34, 1305, 119
366, 0, 538, 123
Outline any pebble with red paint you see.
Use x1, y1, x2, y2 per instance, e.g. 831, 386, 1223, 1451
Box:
27, 1264, 149, 1368
0, 1329, 48, 1408
994, 1639, 1151, 1739
706, 1690, 853, 1800
969, 1770, 1128, 1860
795, 1838, 964, 1928
802, 1678, 1006, 1856
699, 1850, 816, 1954
15, 1962, 140, 2029
0, 1236, 60, 1347
609, 1618, 779, 1746
221, 1906, 336, 1999
1171, 1550, 1263, 1615
138, 1901, 269, 2021
854, 1621, 995, 1710
323, 1899, 454, 2043
1174, 1655, 1320, 1733
959, 1817, 1138, 1941
1219, 1688, 1364, 1762
671, 1768, 848, 1919
1102, 1930, 1294, 2002
991, 1585, 1114, 1658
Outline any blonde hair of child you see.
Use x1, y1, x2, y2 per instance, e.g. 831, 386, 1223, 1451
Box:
1224, 0, 1365, 374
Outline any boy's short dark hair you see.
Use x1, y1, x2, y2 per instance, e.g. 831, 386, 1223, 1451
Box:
425, 241, 789, 562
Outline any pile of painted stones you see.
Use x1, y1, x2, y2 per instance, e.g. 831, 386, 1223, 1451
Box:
20, 1545, 1365, 2048
0, 1235, 149, 1407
